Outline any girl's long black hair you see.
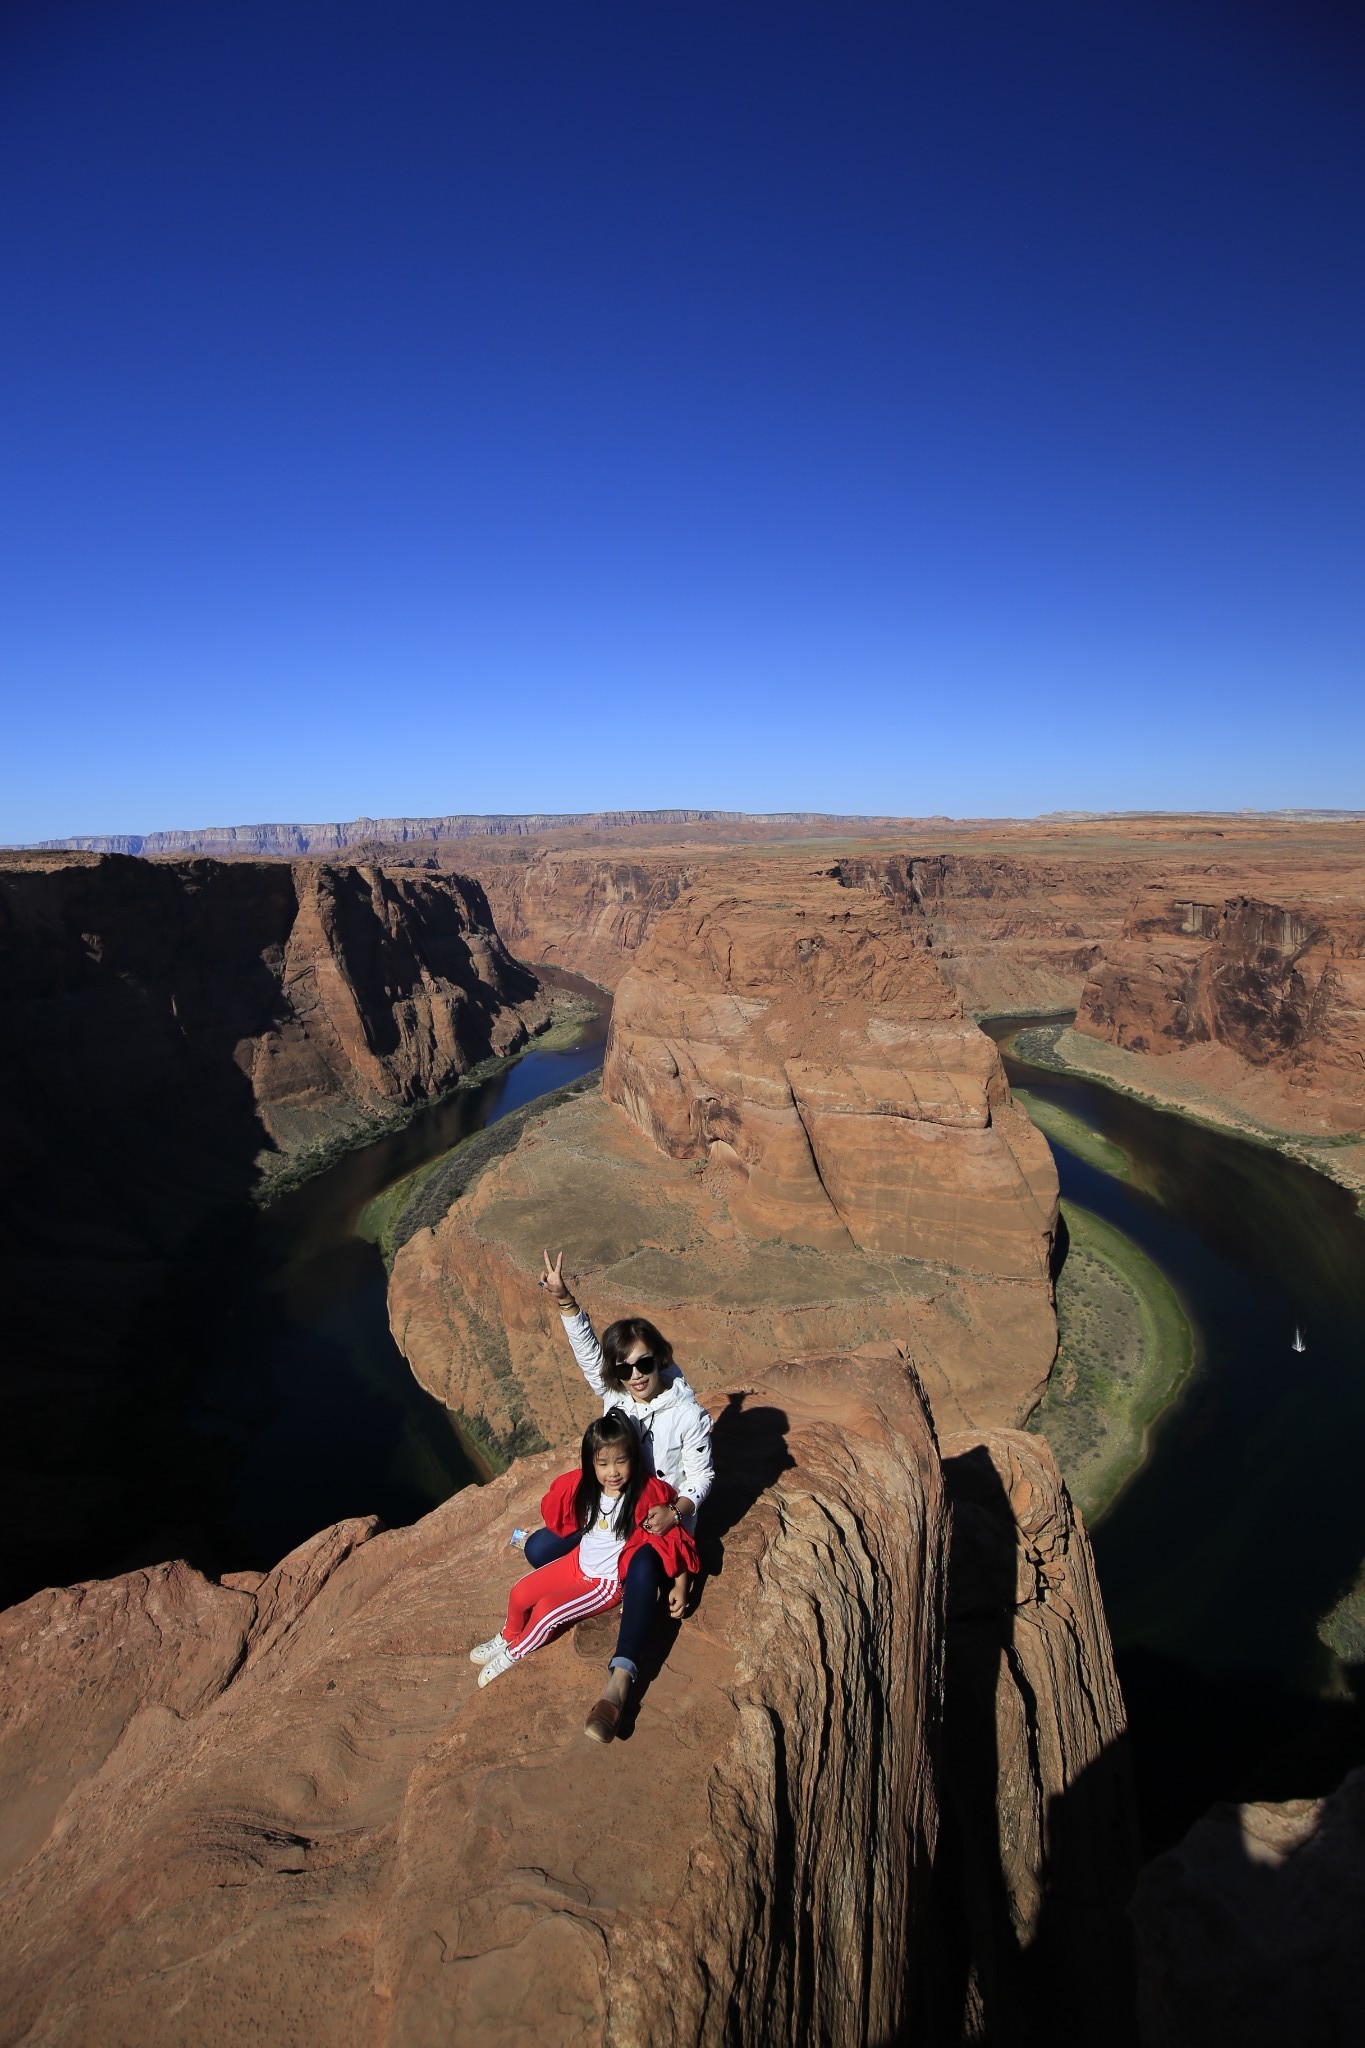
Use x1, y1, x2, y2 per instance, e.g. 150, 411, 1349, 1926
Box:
573, 1411, 646, 1536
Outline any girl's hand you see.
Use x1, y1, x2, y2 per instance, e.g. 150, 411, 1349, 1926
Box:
644, 1493, 693, 1535
668, 1574, 690, 1620
540, 1248, 573, 1305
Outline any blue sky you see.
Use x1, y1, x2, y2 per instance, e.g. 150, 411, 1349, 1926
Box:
4, 0, 1363, 840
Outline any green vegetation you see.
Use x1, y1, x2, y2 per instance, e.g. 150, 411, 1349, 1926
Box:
525, 992, 598, 1053
1027, 1200, 1194, 1521
1011, 1022, 1365, 1215
1318, 1564, 1365, 1670
359, 1071, 599, 1267
1013, 1088, 1131, 1180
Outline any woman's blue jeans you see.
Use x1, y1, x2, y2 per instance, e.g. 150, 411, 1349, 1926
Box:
521, 1527, 667, 1682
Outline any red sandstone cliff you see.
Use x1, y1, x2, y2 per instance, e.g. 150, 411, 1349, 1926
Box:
1075, 885, 1365, 1130
466, 847, 699, 988
0, 1352, 1135, 2046
602, 877, 1057, 1276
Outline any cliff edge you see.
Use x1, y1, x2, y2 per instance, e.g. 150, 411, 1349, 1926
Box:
0, 1352, 1134, 2046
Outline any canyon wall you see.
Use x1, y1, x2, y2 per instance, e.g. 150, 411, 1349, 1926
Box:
1074, 886, 1365, 1129
469, 849, 700, 990
828, 851, 1148, 1016
0, 851, 546, 1606
389, 870, 1059, 1457
0, 1351, 1135, 2046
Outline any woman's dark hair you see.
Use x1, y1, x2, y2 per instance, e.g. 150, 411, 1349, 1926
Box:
574, 1411, 646, 1536
599, 1316, 675, 1391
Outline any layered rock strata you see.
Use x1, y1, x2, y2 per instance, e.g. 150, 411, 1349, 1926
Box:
1075, 886, 1365, 1131
389, 875, 1059, 1457
830, 851, 1148, 1016
0, 1353, 1134, 2047
602, 877, 1058, 1275
0, 851, 545, 1605
470, 850, 698, 989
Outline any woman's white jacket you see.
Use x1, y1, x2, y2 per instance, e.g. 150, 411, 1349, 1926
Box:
560, 1310, 714, 1524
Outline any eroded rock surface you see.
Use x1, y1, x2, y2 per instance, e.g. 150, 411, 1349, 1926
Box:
1076, 886, 1365, 1132
0, 1353, 1137, 2047
0, 1353, 950, 2048
604, 876, 1057, 1276
472, 850, 699, 989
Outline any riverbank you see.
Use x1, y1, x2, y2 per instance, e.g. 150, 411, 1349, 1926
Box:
360, 1068, 600, 1270
1011, 1087, 1131, 1181
1011, 1021, 1365, 1211
254, 987, 598, 1205
1026, 1200, 1194, 1522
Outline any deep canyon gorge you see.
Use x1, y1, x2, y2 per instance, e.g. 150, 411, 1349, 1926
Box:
2, 813, 1363, 2045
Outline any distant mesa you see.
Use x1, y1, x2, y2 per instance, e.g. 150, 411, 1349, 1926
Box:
22, 806, 1364, 862
25, 811, 906, 858
30, 811, 750, 857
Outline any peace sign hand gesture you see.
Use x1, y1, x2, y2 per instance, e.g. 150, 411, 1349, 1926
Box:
540, 1248, 576, 1309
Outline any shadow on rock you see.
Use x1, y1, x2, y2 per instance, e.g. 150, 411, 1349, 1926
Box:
924, 1439, 1140, 2047
1130, 1753, 1365, 2048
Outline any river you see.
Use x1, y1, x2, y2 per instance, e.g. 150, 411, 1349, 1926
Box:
985, 1015, 1365, 1845
143, 976, 611, 1584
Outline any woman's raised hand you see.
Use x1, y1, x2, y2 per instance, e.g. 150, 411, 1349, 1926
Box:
541, 1248, 573, 1305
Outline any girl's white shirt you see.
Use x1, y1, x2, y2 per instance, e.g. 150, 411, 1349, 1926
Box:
560, 1309, 714, 1526
578, 1488, 627, 1581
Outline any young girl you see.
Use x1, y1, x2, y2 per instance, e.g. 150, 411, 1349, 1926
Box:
470, 1412, 698, 1700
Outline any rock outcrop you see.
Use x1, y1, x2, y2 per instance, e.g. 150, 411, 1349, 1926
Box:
0, 1353, 1134, 2047
1075, 887, 1365, 1132
1130, 1768, 1365, 2048
603, 877, 1057, 1276
0, 851, 546, 1607
389, 873, 1059, 1460
935, 1431, 1140, 2042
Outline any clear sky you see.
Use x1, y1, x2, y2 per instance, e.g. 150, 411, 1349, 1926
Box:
3, 0, 1363, 841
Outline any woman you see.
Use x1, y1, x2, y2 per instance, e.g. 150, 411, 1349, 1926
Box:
532, 1247, 714, 1742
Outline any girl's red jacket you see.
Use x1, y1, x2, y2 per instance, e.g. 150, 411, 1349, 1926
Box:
540, 1472, 701, 1579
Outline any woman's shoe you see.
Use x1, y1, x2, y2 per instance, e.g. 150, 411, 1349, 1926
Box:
583, 1696, 622, 1744
469, 1631, 508, 1665
477, 1647, 517, 1688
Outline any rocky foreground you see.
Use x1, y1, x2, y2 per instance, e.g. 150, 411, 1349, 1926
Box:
0, 1352, 1136, 2047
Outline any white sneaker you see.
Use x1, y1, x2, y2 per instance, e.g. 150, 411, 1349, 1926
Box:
477, 1646, 517, 1688
469, 1631, 508, 1666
